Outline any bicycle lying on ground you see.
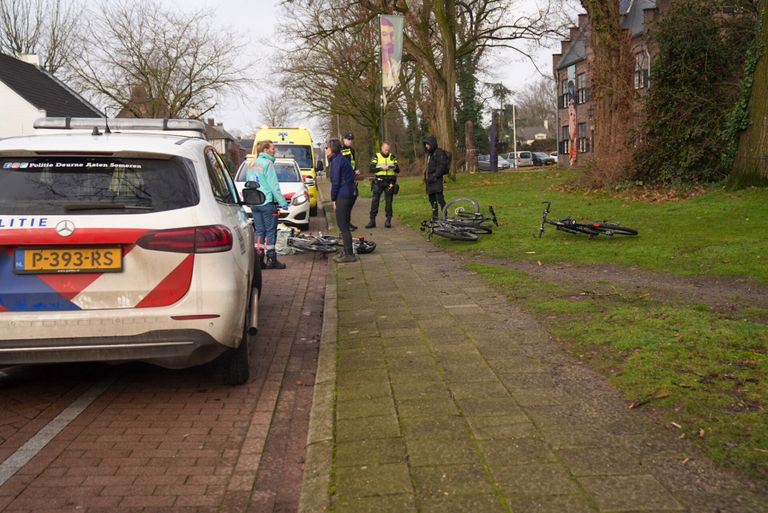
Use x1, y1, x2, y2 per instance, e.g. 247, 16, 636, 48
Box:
442, 197, 498, 234
420, 198, 498, 241
539, 201, 638, 238
287, 233, 377, 254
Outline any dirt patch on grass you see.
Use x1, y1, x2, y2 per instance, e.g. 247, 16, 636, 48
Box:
473, 257, 768, 314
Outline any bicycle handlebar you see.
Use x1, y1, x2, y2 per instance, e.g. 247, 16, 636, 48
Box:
539, 201, 552, 238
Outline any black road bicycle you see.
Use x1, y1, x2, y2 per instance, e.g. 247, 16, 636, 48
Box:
420, 200, 479, 241
287, 233, 377, 254
442, 197, 498, 234
539, 201, 638, 238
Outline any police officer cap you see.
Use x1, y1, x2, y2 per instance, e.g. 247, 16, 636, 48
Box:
343, 132, 354, 140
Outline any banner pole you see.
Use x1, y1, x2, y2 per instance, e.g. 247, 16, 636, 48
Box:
378, 14, 384, 146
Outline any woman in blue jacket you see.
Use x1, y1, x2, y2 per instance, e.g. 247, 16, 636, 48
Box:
245, 140, 290, 269
327, 138, 357, 263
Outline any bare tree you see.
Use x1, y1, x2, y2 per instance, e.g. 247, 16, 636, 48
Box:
276, 1, 385, 149
256, 92, 295, 127
343, 0, 569, 177
72, 0, 251, 119
0, 0, 83, 75
515, 77, 557, 136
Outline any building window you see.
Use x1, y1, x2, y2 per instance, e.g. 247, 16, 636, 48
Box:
559, 79, 569, 109
576, 73, 589, 104
577, 123, 591, 153
560, 125, 570, 154
634, 52, 649, 89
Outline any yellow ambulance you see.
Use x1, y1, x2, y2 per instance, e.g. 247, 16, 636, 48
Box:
253, 127, 318, 215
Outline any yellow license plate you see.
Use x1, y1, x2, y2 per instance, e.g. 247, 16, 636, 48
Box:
14, 247, 123, 274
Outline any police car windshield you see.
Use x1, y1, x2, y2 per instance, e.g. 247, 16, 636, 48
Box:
0, 156, 199, 215
273, 145, 312, 169
235, 161, 301, 183
275, 163, 301, 182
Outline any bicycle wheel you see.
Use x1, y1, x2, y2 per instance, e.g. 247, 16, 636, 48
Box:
433, 226, 478, 241
442, 197, 481, 221
590, 223, 638, 236
354, 239, 377, 254
470, 223, 493, 235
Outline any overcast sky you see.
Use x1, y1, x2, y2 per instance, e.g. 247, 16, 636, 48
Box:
162, 0, 583, 136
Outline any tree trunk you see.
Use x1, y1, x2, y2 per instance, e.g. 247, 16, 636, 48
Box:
581, 0, 635, 183
434, 0, 457, 179
465, 120, 477, 173
729, 1, 768, 189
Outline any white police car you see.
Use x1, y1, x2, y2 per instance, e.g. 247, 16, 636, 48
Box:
0, 118, 262, 385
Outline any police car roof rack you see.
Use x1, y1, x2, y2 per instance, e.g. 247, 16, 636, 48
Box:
33, 117, 207, 137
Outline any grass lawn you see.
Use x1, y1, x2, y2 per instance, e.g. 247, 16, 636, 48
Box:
366, 170, 768, 479
378, 169, 768, 282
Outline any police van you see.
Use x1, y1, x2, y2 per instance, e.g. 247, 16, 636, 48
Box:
253, 127, 319, 215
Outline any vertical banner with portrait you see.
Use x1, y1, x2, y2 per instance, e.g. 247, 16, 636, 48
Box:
380, 15, 404, 90
567, 65, 578, 166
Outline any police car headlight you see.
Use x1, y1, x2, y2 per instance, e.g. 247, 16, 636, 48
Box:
291, 192, 308, 206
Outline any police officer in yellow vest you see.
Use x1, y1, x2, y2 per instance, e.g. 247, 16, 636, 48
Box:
365, 142, 400, 228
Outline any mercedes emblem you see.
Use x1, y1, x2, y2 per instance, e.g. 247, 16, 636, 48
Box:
56, 220, 75, 237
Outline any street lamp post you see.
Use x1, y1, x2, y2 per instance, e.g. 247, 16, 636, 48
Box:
512, 103, 517, 169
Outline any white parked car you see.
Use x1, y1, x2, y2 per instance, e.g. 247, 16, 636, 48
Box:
234, 158, 311, 229
0, 118, 261, 385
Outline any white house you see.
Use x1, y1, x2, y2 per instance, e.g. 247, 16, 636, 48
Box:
0, 53, 101, 138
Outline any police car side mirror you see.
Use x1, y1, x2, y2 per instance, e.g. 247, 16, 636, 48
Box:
242, 181, 265, 205
304, 176, 316, 187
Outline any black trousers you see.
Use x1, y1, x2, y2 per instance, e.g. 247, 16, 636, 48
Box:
370, 180, 395, 219
428, 192, 445, 216
335, 196, 354, 255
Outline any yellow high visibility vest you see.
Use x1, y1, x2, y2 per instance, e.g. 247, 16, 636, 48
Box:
341, 147, 356, 170
372, 153, 397, 176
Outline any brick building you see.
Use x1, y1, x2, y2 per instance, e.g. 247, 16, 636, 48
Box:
552, 0, 666, 167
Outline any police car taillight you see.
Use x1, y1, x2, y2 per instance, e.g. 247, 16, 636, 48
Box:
137, 225, 233, 253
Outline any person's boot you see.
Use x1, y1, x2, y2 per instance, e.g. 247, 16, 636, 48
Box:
385, 217, 392, 228
350, 223, 358, 231
265, 249, 286, 269
258, 250, 265, 269
333, 251, 357, 263
365, 217, 376, 228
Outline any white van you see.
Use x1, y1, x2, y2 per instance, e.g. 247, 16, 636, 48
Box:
503, 151, 534, 168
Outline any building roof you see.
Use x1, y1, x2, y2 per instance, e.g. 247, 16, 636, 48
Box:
556, 20, 589, 70
0, 53, 102, 117
204, 121, 236, 142
620, 0, 656, 36
517, 126, 549, 141
556, 0, 656, 71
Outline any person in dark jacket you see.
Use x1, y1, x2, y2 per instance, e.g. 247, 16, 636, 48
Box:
423, 135, 449, 217
328, 138, 358, 263
341, 132, 359, 231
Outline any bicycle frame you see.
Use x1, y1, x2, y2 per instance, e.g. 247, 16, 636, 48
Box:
539, 201, 636, 238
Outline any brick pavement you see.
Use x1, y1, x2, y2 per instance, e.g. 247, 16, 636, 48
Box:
0, 216, 327, 513
300, 181, 768, 513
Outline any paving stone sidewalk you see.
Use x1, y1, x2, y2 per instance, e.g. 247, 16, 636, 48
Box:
300, 180, 768, 513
